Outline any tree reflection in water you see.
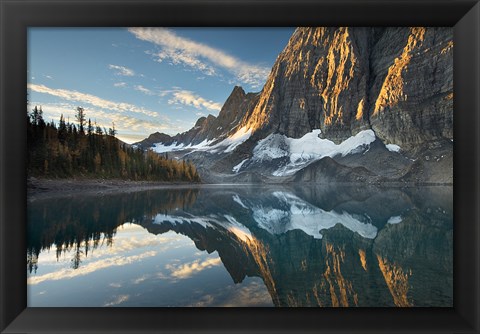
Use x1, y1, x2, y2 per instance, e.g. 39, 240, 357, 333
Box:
27, 185, 453, 307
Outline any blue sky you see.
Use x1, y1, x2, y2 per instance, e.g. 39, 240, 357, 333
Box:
28, 28, 295, 143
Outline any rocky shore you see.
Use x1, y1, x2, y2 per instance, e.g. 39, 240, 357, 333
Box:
27, 177, 200, 201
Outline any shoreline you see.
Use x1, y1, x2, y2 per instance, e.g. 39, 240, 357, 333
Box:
27, 177, 202, 201
27, 177, 453, 202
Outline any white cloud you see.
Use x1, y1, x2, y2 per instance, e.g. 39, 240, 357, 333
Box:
168, 90, 222, 112
132, 274, 150, 285
108, 64, 135, 76
27, 84, 220, 141
155, 48, 216, 76
32, 223, 189, 267
104, 294, 130, 307
129, 27, 270, 88
26, 100, 181, 144
28, 251, 157, 285
114, 82, 127, 88
166, 257, 222, 279
217, 279, 273, 307
28, 83, 158, 118
134, 85, 153, 95
186, 278, 273, 307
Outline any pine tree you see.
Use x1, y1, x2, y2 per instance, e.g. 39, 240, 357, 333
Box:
58, 114, 67, 144
27, 106, 201, 182
75, 107, 86, 134
87, 119, 93, 137
108, 122, 117, 137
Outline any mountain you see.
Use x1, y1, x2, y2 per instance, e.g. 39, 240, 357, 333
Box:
134, 27, 453, 184
136, 86, 260, 150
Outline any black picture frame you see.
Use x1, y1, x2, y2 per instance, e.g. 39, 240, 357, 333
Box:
1, 0, 479, 333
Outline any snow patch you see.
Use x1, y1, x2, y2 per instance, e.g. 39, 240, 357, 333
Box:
232, 159, 249, 173
387, 216, 403, 225
152, 138, 215, 154
251, 129, 376, 176
153, 141, 185, 153
232, 195, 248, 209
152, 212, 253, 243
150, 127, 253, 155
253, 209, 290, 235
252, 134, 289, 161
386, 144, 401, 152
152, 214, 210, 228
223, 215, 253, 242
218, 126, 252, 153
252, 191, 377, 239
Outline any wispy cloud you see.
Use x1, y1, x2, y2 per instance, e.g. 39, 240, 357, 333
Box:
166, 257, 222, 279
104, 294, 130, 307
186, 278, 273, 307
28, 84, 220, 141
114, 82, 127, 88
26, 100, 180, 143
218, 279, 273, 307
28, 83, 158, 118
28, 251, 157, 285
108, 64, 135, 76
155, 48, 216, 76
132, 274, 150, 285
134, 85, 153, 95
168, 90, 222, 112
32, 223, 186, 266
129, 28, 270, 88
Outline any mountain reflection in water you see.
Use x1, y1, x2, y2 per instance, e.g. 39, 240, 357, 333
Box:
27, 185, 452, 307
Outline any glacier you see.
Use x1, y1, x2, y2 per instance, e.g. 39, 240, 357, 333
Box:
250, 129, 376, 176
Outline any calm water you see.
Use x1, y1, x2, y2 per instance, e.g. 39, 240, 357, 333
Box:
27, 184, 453, 307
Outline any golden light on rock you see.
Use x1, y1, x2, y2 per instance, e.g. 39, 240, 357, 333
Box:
356, 99, 365, 121
239, 235, 280, 305
373, 27, 426, 115
358, 249, 367, 271
323, 242, 358, 307
376, 254, 412, 307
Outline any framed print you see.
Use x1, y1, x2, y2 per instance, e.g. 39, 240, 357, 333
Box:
1, 0, 479, 333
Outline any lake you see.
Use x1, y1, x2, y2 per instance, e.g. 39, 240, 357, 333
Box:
27, 184, 453, 307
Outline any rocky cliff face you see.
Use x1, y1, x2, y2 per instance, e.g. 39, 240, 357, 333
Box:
135, 27, 453, 183
241, 27, 373, 141
135, 86, 259, 149
239, 27, 453, 148
369, 27, 453, 148
173, 86, 259, 145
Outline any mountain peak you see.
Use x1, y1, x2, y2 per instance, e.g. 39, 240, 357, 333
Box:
231, 85, 246, 96
137, 27, 452, 184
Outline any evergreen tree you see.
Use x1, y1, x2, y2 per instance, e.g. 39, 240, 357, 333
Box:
58, 114, 67, 144
87, 119, 93, 137
75, 107, 86, 134
108, 122, 117, 137
27, 106, 201, 182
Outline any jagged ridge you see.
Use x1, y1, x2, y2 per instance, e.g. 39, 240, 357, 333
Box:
135, 27, 453, 184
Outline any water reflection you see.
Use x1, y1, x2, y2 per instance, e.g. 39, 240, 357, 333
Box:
27, 185, 452, 307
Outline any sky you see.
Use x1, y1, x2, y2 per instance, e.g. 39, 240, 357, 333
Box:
28, 27, 295, 144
